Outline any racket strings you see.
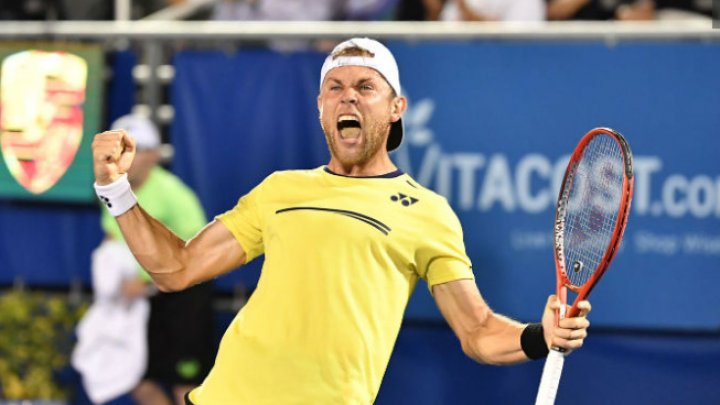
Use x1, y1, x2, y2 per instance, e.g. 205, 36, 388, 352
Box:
562, 134, 624, 288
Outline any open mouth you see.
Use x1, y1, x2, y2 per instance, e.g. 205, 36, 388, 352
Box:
337, 115, 361, 139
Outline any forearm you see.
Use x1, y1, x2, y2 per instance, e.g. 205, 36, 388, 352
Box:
116, 204, 192, 291
117, 206, 246, 292
462, 313, 529, 365
433, 280, 536, 365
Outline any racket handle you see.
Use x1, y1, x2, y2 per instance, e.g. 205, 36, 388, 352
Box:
534, 349, 565, 405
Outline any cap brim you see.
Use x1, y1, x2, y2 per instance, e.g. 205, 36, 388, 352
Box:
387, 118, 403, 152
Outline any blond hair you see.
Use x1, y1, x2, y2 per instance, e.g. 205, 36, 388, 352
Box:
332, 46, 375, 59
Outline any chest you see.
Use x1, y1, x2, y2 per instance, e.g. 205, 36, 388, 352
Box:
261, 184, 426, 259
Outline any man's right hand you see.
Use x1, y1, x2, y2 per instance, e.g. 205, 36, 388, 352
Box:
92, 130, 136, 185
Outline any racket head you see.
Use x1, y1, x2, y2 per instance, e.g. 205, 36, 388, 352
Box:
553, 127, 634, 318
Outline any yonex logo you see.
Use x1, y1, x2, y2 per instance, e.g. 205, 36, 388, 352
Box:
390, 193, 418, 206
99, 195, 112, 208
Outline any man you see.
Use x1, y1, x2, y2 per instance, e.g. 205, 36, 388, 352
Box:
95, 114, 215, 405
92, 38, 591, 404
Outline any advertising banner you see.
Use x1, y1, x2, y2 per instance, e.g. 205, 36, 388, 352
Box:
0, 43, 103, 202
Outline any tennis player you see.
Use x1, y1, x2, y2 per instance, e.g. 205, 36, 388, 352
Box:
92, 37, 591, 405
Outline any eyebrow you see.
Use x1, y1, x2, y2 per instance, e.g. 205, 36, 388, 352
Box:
325, 77, 378, 87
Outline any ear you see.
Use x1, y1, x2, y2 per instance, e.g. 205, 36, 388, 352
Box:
390, 96, 407, 123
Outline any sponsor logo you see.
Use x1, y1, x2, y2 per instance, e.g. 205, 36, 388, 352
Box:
390, 193, 418, 206
0, 50, 87, 194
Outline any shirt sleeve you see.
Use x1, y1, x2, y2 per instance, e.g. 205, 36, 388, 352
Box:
414, 198, 474, 291
216, 178, 267, 263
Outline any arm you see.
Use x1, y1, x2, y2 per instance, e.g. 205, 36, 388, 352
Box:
433, 279, 591, 365
92, 130, 246, 292
117, 209, 245, 292
546, 0, 590, 20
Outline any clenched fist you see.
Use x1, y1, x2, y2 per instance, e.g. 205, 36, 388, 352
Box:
92, 130, 136, 185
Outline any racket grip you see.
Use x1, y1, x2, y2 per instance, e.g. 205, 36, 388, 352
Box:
534, 349, 565, 405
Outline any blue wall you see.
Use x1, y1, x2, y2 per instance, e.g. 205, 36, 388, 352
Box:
379, 326, 720, 405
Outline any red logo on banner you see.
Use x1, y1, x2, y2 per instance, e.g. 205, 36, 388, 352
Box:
0, 50, 88, 194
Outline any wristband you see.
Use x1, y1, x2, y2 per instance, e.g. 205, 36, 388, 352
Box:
521, 323, 549, 360
94, 173, 138, 217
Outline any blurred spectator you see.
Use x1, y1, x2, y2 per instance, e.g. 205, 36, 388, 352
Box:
212, 0, 344, 21
440, 0, 545, 21
346, 0, 400, 20
76, 114, 215, 405
211, 0, 398, 50
72, 239, 150, 405
654, 0, 712, 19
546, 0, 654, 20
212, 0, 398, 21
546, 0, 711, 20
395, 0, 445, 20
211, 0, 343, 50
0, 0, 188, 20
0, 0, 62, 20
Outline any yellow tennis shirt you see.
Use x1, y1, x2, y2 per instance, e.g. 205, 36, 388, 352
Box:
189, 166, 473, 404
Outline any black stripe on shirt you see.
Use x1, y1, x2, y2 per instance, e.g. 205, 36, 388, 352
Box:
276, 206, 391, 235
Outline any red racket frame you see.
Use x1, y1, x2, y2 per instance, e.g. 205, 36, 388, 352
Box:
554, 127, 634, 319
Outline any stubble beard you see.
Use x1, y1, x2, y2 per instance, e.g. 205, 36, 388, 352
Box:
320, 117, 390, 167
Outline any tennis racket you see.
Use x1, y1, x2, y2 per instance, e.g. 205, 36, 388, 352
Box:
534, 127, 634, 405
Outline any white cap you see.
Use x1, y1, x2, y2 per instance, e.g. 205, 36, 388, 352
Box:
320, 37, 401, 96
319, 38, 404, 151
110, 114, 160, 150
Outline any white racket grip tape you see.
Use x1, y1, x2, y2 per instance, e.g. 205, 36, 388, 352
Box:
94, 173, 138, 217
534, 349, 565, 405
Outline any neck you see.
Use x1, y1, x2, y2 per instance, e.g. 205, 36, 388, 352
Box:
326, 154, 396, 177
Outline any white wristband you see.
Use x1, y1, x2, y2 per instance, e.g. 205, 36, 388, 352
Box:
94, 173, 138, 217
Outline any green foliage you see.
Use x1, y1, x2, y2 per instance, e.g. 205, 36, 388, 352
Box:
0, 290, 87, 400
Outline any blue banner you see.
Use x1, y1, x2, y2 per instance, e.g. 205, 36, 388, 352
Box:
170, 41, 720, 330
390, 41, 720, 330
